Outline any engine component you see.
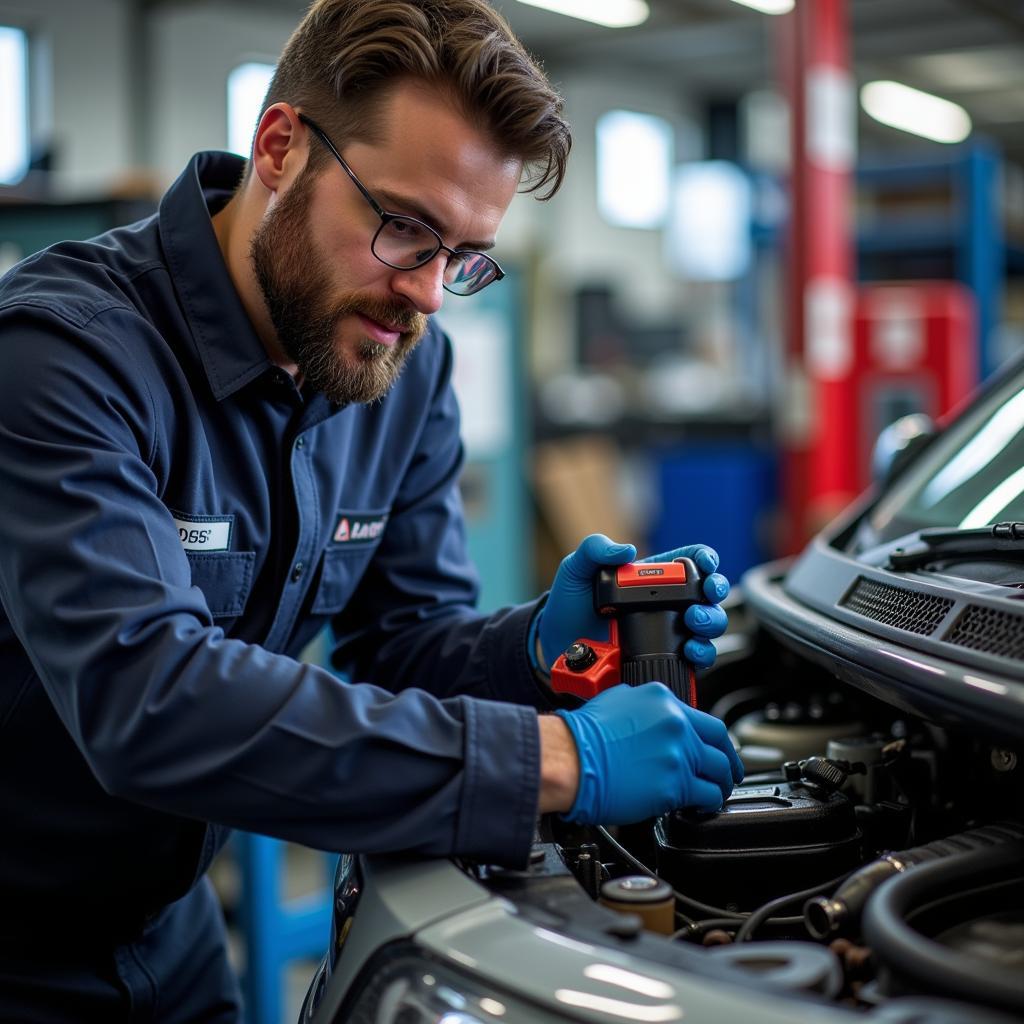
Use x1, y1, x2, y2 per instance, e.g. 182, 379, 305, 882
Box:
804, 822, 1024, 940
599, 875, 675, 935
862, 838, 1024, 1016
732, 694, 864, 769
705, 941, 844, 998
867, 997, 1024, 1024
799, 755, 855, 792
654, 778, 862, 911
827, 733, 889, 800
570, 842, 603, 900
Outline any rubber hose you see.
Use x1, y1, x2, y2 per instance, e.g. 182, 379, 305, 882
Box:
861, 839, 1024, 1016
804, 821, 1023, 939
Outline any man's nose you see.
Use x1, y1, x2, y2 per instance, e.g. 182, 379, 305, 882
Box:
390, 255, 446, 316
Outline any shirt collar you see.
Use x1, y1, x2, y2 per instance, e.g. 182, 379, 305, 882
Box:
159, 151, 273, 401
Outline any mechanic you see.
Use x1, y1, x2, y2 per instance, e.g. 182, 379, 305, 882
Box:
0, 1, 742, 1020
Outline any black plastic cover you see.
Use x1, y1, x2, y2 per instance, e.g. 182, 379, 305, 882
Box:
654, 781, 862, 910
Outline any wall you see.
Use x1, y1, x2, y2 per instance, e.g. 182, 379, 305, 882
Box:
146, 2, 293, 187
1, 0, 133, 195
523, 68, 704, 378
0, 0, 295, 194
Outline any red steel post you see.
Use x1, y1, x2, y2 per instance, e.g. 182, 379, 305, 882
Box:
777, 0, 856, 548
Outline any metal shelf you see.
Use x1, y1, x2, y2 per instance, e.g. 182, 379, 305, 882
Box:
855, 141, 1013, 378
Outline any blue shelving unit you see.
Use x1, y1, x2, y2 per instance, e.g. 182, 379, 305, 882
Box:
235, 836, 337, 1024
742, 142, 1015, 383
856, 141, 1005, 378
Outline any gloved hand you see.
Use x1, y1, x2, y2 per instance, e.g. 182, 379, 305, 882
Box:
536, 533, 730, 673
555, 682, 744, 823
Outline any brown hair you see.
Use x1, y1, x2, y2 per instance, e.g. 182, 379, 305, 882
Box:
260, 0, 571, 198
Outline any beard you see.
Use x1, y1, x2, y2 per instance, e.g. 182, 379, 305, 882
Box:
249, 166, 427, 405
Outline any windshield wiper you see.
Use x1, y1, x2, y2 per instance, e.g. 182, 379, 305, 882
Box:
887, 521, 1024, 571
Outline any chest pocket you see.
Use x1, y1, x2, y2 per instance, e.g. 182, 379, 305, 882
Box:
186, 551, 256, 618
311, 544, 379, 615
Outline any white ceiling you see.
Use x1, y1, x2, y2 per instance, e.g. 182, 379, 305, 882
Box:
217, 0, 1024, 164
490, 0, 1024, 164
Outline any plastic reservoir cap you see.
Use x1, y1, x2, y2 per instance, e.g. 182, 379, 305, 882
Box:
600, 875, 675, 935
601, 875, 673, 904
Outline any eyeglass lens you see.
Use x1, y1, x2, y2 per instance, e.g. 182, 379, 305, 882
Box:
373, 217, 498, 295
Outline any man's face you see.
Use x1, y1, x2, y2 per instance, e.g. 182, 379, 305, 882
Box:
250, 82, 522, 405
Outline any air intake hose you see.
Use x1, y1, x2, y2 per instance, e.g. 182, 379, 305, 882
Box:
803, 822, 1023, 940
862, 838, 1024, 1015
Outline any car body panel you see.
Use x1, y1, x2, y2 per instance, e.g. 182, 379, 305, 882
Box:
743, 548, 1024, 742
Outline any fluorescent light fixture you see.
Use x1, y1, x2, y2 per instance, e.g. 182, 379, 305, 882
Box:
728, 0, 795, 13
514, 0, 649, 29
861, 80, 971, 144
597, 110, 673, 229
665, 161, 752, 281
0, 26, 29, 186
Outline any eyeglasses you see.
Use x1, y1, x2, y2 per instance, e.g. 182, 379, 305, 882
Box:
298, 113, 505, 297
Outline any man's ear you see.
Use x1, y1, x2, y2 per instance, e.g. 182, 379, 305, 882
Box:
251, 103, 306, 195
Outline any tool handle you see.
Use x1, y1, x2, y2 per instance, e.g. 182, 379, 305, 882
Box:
551, 642, 699, 705
552, 557, 705, 706
611, 557, 703, 708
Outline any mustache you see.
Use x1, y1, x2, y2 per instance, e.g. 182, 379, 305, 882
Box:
334, 295, 427, 337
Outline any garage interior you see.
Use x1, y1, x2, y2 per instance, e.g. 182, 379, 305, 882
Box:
1, 0, 1022, 1020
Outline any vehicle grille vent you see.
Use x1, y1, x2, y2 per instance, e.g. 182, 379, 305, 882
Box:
945, 605, 1024, 661
841, 577, 953, 635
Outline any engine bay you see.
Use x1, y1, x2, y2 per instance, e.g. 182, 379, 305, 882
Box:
514, 631, 1024, 1020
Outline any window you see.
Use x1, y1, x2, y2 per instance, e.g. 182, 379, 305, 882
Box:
665, 161, 752, 281
0, 26, 29, 186
596, 109, 673, 229
227, 62, 275, 158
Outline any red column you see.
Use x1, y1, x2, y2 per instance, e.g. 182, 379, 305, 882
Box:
777, 0, 855, 550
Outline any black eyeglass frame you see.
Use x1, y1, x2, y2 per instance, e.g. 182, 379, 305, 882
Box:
297, 113, 505, 296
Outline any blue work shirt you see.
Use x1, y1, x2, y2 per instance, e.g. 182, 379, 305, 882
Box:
0, 152, 549, 944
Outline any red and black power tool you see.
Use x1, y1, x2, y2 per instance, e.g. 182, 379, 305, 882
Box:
550, 558, 705, 707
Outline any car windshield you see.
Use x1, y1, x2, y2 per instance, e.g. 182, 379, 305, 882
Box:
862, 362, 1024, 549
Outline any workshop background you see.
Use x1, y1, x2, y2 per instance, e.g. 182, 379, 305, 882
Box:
1, 0, 1023, 1020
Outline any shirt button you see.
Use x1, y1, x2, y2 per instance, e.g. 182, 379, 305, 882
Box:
291, 562, 304, 582
295, 436, 305, 450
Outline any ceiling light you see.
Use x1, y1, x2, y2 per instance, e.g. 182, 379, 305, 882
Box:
861, 80, 972, 144
513, 0, 649, 29
727, 0, 795, 13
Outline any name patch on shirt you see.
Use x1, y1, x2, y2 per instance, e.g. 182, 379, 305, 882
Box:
171, 512, 233, 552
333, 511, 388, 545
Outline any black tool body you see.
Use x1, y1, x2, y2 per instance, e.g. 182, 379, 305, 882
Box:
552, 557, 705, 705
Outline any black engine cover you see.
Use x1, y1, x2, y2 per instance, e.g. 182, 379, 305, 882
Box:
654, 781, 862, 911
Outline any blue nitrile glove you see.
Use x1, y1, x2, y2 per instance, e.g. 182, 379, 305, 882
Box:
555, 682, 744, 824
639, 544, 730, 669
536, 534, 730, 673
